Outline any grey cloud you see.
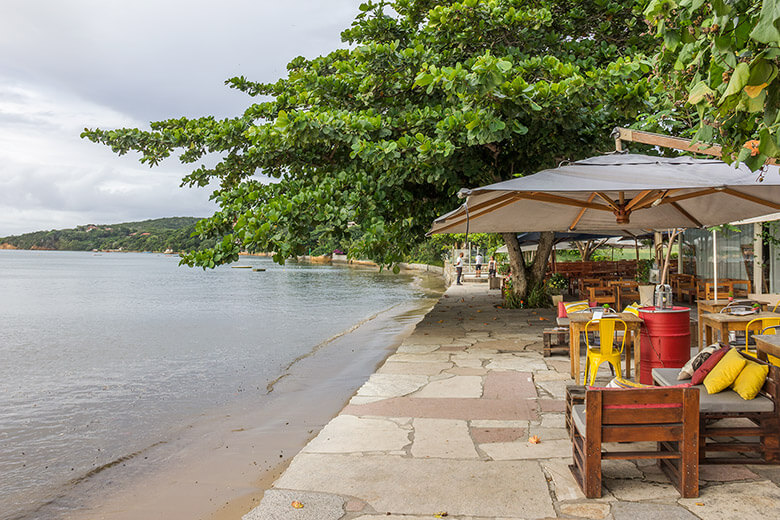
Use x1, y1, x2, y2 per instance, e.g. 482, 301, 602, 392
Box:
0, 1, 364, 235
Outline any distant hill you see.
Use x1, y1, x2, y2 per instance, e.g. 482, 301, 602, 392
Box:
0, 217, 217, 253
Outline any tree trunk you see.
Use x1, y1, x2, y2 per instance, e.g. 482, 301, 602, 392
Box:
502, 231, 555, 299
531, 231, 555, 285
502, 232, 528, 297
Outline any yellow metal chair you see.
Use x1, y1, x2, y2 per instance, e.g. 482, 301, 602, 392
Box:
584, 318, 627, 386
745, 319, 780, 366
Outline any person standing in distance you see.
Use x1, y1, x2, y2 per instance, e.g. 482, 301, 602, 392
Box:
475, 252, 484, 278
454, 252, 464, 285
487, 256, 497, 278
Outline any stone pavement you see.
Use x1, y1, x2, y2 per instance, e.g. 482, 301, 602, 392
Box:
244, 284, 780, 520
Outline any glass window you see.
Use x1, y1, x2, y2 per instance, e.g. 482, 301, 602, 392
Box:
683, 225, 755, 284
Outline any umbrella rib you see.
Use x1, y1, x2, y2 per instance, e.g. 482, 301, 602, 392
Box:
568, 193, 597, 231
518, 192, 612, 211
431, 194, 524, 234
720, 188, 780, 210
595, 192, 620, 211
670, 202, 703, 227
660, 188, 718, 205
625, 190, 657, 211
455, 192, 517, 215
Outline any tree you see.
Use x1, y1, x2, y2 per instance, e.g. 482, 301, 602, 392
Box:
574, 238, 610, 261
644, 0, 780, 170
83, 0, 655, 299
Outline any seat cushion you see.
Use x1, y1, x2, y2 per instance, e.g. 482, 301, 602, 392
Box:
556, 317, 570, 327
653, 368, 774, 413
572, 404, 587, 434
653, 368, 685, 387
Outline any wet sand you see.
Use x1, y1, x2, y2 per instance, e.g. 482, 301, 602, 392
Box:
60, 275, 443, 520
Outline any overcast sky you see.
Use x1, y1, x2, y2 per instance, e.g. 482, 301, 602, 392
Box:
0, 0, 363, 236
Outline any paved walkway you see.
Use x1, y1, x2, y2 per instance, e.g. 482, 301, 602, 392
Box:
244, 284, 780, 520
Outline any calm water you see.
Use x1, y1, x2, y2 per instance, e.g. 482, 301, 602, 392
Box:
0, 250, 429, 520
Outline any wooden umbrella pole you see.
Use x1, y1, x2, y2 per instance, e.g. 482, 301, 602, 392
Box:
660, 228, 681, 286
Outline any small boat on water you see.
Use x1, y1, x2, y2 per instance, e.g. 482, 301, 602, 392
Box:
253, 268, 266, 272
231, 265, 252, 269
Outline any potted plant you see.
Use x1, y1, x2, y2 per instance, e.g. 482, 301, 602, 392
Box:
636, 259, 655, 307
547, 273, 568, 306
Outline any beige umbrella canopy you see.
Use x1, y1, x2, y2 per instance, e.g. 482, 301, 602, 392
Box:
430, 154, 780, 235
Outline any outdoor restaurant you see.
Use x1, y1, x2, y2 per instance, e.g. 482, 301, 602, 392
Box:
430, 132, 780, 499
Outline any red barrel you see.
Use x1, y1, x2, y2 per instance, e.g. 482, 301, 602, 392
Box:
638, 306, 691, 384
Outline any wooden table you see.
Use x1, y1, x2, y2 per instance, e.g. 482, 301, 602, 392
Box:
696, 299, 772, 349
699, 311, 780, 349
753, 334, 780, 363
696, 300, 732, 350
568, 312, 642, 385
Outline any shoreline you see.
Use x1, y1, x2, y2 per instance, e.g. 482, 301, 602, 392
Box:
59, 272, 445, 520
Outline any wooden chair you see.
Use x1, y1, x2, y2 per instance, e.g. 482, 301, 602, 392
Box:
608, 280, 639, 306
587, 285, 619, 308
569, 387, 700, 498
698, 280, 729, 300
579, 278, 603, 300
670, 273, 697, 303
728, 279, 752, 298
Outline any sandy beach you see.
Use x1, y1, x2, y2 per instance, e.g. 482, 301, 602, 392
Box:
60, 276, 443, 520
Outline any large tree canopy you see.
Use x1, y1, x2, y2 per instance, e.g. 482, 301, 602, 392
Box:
83, 0, 656, 296
644, 0, 780, 170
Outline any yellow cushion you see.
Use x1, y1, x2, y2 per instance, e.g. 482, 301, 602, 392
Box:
731, 360, 770, 400
565, 300, 589, 313
623, 302, 641, 316
703, 348, 748, 394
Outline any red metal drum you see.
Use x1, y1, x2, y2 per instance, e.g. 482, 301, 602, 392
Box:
638, 306, 691, 384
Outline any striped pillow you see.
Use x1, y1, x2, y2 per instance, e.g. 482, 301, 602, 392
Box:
563, 300, 589, 316
623, 302, 641, 316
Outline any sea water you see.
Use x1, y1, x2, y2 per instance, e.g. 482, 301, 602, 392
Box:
0, 250, 432, 520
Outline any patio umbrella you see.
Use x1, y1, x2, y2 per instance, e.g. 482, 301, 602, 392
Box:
430, 154, 780, 235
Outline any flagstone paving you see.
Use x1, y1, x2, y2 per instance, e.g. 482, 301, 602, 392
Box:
244, 283, 780, 520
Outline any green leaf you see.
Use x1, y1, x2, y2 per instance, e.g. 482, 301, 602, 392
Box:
688, 81, 714, 104
414, 73, 434, 87
748, 59, 777, 87
496, 60, 512, 73
759, 129, 780, 157
692, 124, 714, 144
711, 0, 731, 16
750, 0, 780, 44
720, 62, 750, 102
512, 121, 529, 135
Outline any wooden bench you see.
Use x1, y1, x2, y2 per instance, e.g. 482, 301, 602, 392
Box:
652, 352, 780, 464
543, 327, 569, 357
569, 387, 700, 498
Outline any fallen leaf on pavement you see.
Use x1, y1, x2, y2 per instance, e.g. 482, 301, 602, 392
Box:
434, 513, 448, 518
291, 501, 304, 509
529, 435, 541, 444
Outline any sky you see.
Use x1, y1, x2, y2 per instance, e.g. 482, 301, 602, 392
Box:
0, 0, 364, 236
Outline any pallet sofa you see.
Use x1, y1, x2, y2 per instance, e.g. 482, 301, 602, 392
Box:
652, 351, 780, 465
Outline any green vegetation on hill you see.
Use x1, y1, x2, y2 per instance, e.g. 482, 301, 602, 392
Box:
0, 217, 217, 252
